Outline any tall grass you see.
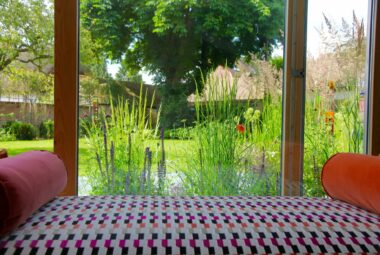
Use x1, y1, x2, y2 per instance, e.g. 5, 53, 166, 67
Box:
80, 68, 365, 198
82, 87, 165, 195
244, 95, 282, 195
180, 71, 280, 196
303, 85, 364, 197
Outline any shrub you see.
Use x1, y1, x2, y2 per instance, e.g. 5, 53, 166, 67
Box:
15, 123, 37, 140
39, 120, 54, 139
165, 127, 193, 140
163, 129, 172, 139
5, 121, 37, 140
0, 128, 16, 142
160, 96, 194, 128
2, 120, 16, 131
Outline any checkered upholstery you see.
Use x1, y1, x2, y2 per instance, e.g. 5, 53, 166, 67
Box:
1, 196, 379, 254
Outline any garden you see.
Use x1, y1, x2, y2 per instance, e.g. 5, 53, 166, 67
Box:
76, 56, 364, 197
0, 71, 365, 197
0, 0, 366, 197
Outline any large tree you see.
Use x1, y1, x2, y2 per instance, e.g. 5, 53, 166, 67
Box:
81, 0, 284, 126
0, 0, 54, 72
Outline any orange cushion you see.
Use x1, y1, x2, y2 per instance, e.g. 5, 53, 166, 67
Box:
322, 153, 380, 214
0, 151, 67, 236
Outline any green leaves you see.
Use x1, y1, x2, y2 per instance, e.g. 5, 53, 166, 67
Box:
6, 66, 53, 103
81, 0, 284, 78
81, 0, 284, 126
0, 0, 54, 72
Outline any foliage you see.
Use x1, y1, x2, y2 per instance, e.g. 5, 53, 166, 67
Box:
81, 0, 284, 126
79, 76, 106, 105
115, 62, 143, 83
2, 120, 15, 131
303, 90, 364, 197
82, 87, 163, 195
0, 128, 16, 142
4, 67, 53, 103
0, 0, 57, 105
180, 71, 279, 196
303, 12, 367, 196
307, 12, 366, 94
79, 25, 111, 99
39, 120, 54, 139
270, 56, 283, 71
0, 112, 15, 124
167, 127, 193, 140
79, 26, 106, 75
17, 123, 37, 140
4, 121, 37, 140
159, 95, 193, 128
0, 0, 53, 72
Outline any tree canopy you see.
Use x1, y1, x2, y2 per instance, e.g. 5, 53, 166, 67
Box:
0, 0, 54, 72
82, 0, 284, 126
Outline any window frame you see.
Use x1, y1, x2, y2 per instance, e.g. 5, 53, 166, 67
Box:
54, 0, 380, 196
367, 0, 380, 156
281, 0, 308, 196
54, 0, 78, 195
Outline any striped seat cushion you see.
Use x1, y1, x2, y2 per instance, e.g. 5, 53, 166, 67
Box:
1, 196, 379, 254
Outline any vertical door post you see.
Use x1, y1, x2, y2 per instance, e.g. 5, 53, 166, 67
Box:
281, 0, 308, 196
54, 0, 78, 195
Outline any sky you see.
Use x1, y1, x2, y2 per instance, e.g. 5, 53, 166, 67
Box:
108, 0, 370, 83
307, 0, 369, 56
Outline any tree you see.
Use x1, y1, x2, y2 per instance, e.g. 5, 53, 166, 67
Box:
6, 66, 53, 103
115, 62, 143, 83
80, 75, 107, 105
0, 0, 54, 72
81, 0, 284, 126
80, 25, 110, 79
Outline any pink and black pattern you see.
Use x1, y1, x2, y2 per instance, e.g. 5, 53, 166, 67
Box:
1, 196, 379, 254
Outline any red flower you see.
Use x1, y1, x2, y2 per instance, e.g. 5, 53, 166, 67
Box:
236, 124, 245, 133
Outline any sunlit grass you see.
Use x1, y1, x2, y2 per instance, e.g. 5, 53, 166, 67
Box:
3, 139, 95, 177
3, 139, 194, 177
3, 139, 54, 155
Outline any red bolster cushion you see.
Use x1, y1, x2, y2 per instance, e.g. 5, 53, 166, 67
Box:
322, 153, 380, 214
0, 151, 67, 236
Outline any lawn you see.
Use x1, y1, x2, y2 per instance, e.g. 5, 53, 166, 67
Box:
2, 139, 91, 176
2, 138, 211, 195
3, 139, 54, 155
2, 138, 194, 176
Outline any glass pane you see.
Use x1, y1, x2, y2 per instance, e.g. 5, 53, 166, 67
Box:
0, 0, 54, 155
304, 0, 369, 196
78, 0, 285, 196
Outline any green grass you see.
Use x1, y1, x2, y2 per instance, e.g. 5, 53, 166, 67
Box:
78, 138, 194, 176
148, 139, 194, 171
3, 139, 54, 155
3, 139, 91, 177
2, 138, 194, 176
